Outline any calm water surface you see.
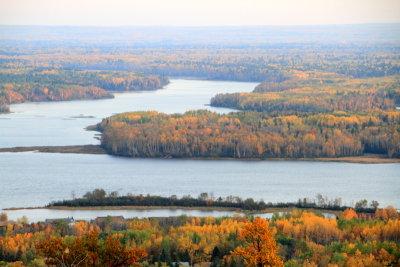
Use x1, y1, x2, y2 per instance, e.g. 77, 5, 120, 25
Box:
0, 152, 398, 211
0, 79, 399, 220
0, 79, 256, 147
5, 208, 245, 223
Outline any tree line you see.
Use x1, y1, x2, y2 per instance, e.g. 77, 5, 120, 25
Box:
0, 69, 169, 92
211, 75, 400, 113
0, 68, 169, 112
48, 189, 380, 214
98, 109, 400, 159
1, 207, 399, 266
2, 29, 400, 82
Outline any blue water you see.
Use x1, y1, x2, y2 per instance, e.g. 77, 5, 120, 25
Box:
0, 152, 398, 210
0, 79, 257, 147
0, 79, 399, 221
4, 208, 245, 223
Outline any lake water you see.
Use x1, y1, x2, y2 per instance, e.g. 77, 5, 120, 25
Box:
0, 79, 399, 221
4, 208, 333, 223
5, 208, 246, 223
0, 152, 399, 211
0, 79, 257, 147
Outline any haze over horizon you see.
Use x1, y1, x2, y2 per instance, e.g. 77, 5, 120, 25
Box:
1, 0, 399, 27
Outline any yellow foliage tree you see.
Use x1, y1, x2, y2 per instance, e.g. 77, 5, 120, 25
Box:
232, 217, 283, 267
342, 209, 358, 220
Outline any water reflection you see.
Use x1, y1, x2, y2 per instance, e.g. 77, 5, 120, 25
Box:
4, 208, 243, 223
4, 209, 338, 223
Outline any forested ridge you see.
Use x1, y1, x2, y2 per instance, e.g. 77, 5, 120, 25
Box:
1, 207, 399, 266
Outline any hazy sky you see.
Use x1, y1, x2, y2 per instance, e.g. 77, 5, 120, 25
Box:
1, 0, 399, 26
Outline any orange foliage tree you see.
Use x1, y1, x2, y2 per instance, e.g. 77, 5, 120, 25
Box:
36, 232, 147, 267
232, 217, 284, 267
342, 208, 358, 220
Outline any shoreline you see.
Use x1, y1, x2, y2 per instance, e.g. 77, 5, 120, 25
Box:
0, 145, 106, 154
3, 205, 342, 216
0, 145, 399, 163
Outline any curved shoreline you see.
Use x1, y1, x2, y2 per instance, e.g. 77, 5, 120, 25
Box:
0, 145, 399, 163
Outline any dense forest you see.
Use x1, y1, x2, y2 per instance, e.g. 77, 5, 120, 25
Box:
95, 70, 400, 159
0, 68, 169, 113
1, 26, 399, 82
2, 27, 396, 156
48, 189, 379, 214
1, 208, 399, 266
55, 51, 400, 82
98, 108, 400, 158
1, 25, 399, 116
211, 75, 400, 113
1, 46, 399, 83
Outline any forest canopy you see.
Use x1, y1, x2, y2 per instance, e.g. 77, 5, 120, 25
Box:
211, 75, 400, 113
1, 25, 399, 114
98, 109, 400, 159
1, 208, 399, 266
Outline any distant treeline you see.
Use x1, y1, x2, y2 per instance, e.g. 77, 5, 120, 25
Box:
2, 25, 400, 85
0, 68, 169, 112
48, 189, 378, 213
211, 75, 400, 113
10, 50, 399, 83
60, 54, 400, 82
0, 68, 169, 92
2, 27, 400, 82
1, 27, 399, 112
0, 83, 113, 105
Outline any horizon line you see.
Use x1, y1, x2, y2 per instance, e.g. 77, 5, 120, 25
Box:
1, 22, 400, 28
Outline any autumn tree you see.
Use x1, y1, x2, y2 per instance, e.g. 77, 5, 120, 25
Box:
232, 217, 283, 267
36, 236, 89, 267
0, 213, 7, 222
99, 234, 147, 267
99, 109, 400, 159
36, 232, 147, 267
342, 209, 358, 220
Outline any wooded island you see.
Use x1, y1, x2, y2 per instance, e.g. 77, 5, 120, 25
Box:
98, 74, 399, 159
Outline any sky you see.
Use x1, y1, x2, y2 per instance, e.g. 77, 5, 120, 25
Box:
0, 0, 399, 26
